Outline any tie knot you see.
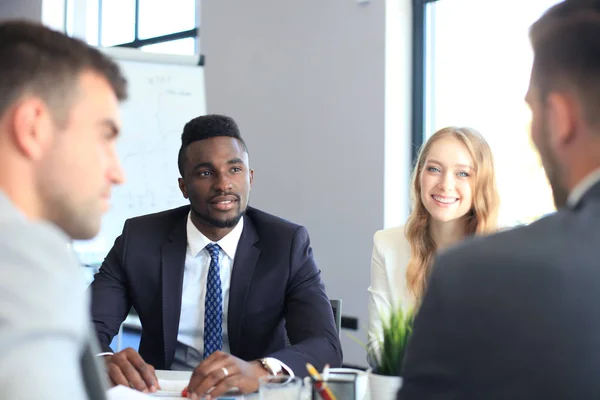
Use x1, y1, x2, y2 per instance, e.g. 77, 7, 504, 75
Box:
205, 243, 220, 259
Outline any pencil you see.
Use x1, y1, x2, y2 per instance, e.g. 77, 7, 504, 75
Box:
306, 363, 337, 400
323, 363, 330, 381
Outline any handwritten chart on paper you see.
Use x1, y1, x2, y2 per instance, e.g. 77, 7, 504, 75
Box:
73, 54, 206, 264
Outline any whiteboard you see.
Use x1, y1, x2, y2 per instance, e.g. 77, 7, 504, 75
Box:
73, 48, 206, 264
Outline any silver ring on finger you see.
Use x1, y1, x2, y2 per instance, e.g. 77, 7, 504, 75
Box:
221, 367, 229, 378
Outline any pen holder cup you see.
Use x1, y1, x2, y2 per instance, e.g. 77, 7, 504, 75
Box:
259, 376, 305, 400
311, 368, 368, 400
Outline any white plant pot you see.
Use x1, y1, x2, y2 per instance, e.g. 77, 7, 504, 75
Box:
368, 373, 403, 400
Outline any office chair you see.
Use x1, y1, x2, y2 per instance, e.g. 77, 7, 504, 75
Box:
329, 298, 342, 334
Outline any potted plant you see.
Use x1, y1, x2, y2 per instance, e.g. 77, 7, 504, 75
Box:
367, 307, 414, 400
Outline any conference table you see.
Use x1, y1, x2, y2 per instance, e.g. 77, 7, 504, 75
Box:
152, 369, 369, 400
109, 369, 369, 399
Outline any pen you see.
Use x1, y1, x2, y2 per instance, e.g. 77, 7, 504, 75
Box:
306, 363, 337, 400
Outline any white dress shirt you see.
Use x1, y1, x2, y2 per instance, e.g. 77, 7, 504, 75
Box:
177, 212, 291, 376
176, 212, 244, 354
567, 168, 600, 208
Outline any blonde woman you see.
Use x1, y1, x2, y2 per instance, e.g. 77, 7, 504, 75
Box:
367, 127, 499, 363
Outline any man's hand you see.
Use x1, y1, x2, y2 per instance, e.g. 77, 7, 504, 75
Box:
103, 347, 160, 393
186, 351, 269, 399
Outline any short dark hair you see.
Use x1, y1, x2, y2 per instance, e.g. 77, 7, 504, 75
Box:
530, 0, 600, 125
177, 114, 249, 176
0, 20, 127, 126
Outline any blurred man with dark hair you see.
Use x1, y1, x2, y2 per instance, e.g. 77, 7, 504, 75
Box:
0, 20, 127, 399
399, 1, 600, 399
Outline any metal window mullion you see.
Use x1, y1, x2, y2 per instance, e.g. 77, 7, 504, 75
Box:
134, 0, 140, 41
98, 0, 103, 46
411, 0, 427, 166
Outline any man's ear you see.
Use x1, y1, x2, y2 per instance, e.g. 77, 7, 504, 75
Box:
546, 92, 577, 148
178, 177, 189, 199
10, 98, 54, 161
249, 169, 254, 188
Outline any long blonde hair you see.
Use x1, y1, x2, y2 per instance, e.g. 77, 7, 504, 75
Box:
405, 127, 499, 303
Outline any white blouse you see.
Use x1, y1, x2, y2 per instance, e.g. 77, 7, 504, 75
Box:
367, 226, 414, 365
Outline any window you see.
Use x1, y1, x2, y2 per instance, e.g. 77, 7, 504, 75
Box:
66, 0, 198, 55
140, 37, 196, 55
418, 0, 561, 226
137, 0, 196, 39
99, 0, 136, 46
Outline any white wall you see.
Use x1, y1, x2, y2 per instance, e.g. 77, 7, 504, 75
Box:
201, 0, 412, 367
0, 0, 42, 22
385, 0, 413, 230
0, 0, 65, 31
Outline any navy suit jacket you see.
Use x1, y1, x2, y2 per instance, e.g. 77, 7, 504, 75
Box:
90, 206, 342, 375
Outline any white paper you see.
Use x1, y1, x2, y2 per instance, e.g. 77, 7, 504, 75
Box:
107, 385, 153, 400
157, 379, 188, 392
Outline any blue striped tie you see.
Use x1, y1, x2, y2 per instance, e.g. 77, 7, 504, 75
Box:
204, 243, 223, 359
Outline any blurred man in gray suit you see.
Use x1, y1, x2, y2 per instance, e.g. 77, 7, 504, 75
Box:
0, 21, 128, 399
400, 1, 600, 399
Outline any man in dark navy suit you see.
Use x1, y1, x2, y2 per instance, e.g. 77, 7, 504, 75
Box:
90, 115, 342, 397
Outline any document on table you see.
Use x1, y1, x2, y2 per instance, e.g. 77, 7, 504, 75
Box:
106, 381, 244, 400
150, 379, 187, 399
106, 385, 167, 399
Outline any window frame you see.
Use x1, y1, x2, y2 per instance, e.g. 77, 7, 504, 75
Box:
411, 0, 440, 165
97, 0, 200, 58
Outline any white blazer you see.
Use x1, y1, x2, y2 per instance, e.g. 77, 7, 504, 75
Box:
367, 226, 414, 365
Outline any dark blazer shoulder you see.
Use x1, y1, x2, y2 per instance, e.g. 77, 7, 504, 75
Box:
432, 209, 583, 290
126, 205, 190, 230
453, 179, 600, 266
443, 209, 574, 261
245, 206, 305, 241
118, 205, 190, 249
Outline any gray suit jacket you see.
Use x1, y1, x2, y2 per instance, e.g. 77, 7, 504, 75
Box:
399, 180, 600, 400
0, 192, 108, 400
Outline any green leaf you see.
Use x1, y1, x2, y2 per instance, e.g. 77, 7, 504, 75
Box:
370, 306, 414, 376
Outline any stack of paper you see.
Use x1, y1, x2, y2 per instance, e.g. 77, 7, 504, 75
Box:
107, 381, 245, 399
107, 385, 184, 400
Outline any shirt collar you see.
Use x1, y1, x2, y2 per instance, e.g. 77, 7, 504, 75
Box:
0, 190, 11, 210
0, 190, 24, 220
186, 212, 245, 260
0, 189, 71, 242
567, 168, 600, 208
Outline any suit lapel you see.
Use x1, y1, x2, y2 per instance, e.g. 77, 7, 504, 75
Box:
228, 215, 260, 356
161, 215, 188, 368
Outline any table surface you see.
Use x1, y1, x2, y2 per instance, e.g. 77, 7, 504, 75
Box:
153, 370, 372, 400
